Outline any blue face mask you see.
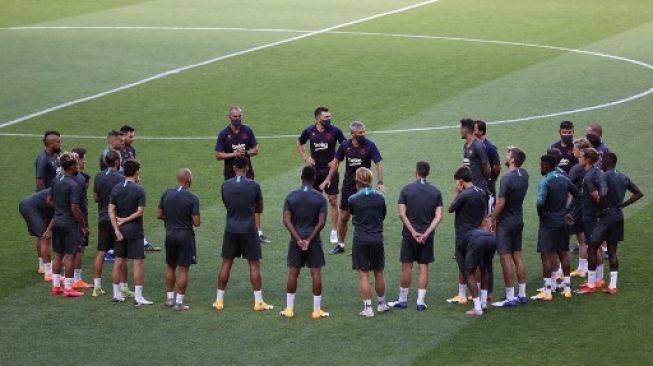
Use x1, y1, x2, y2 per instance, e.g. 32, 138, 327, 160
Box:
355, 135, 366, 144
230, 118, 242, 127
561, 135, 573, 145
321, 119, 331, 127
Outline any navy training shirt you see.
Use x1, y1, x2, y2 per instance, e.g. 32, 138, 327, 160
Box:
51, 175, 82, 228
581, 166, 607, 222
35, 150, 60, 190
221, 175, 262, 234
397, 179, 443, 236
94, 169, 125, 222
283, 185, 328, 238
536, 170, 578, 228
497, 168, 529, 226
349, 187, 386, 245
109, 180, 146, 239
159, 186, 200, 231
298, 124, 345, 170
214, 124, 257, 180
450, 186, 487, 242
334, 138, 382, 189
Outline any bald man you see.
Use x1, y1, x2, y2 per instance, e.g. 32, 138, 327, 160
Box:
157, 169, 201, 311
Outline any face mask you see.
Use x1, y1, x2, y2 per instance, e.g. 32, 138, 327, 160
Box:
230, 118, 242, 127
321, 119, 331, 127
561, 135, 573, 144
52, 147, 61, 154
355, 135, 366, 143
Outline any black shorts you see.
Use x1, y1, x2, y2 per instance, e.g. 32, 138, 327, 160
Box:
287, 239, 325, 268
114, 236, 145, 260
459, 240, 496, 272
537, 226, 569, 254
352, 243, 384, 271
165, 230, 197, 267
19, 204, 48, 238
314, 168, 339, 196
400, 234, 434, 264
52, 225, 81, 255
583, 220, 598, 243
97, 220, 115, 252
222, 232, 261, 261
496, 221, 524, 255
339, 184, 357, 211
593, 215, 624, 244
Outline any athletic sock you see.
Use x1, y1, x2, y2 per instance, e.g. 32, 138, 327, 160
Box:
417, 289, 426, 305
563, 276, 571, 291
216, 289, 224, 301
609, 271, 618, 289
120, 282, 128, 290
313, 295, 321, 310
253, 290, 263, 303
579, 258, 588, 272
52, 274, 61, 288
44, 262, 52, 275
476, 283, 481, 292
473, 297, 482, 312
74, 269, 82, 282
166, 291, 174, 300
399, 287, 409, 302
176, 294, 185, 305
38, 257, 44, 268
363, 299, 372, 308
338, 242, 345, 248
377, 296, 386, 305
64, 278, 73, 290
286, 293, 295, 309
112, 283, 120, 298
596, 264, 604, 281
258, 230, 263, 237
135, 285, 143, 300
587, 271, 596, 288
93, 278, 101, 289
518, 283, 526, 298
458, 283, 467, 298
506, 287, 515, 301
480, 290, 488, 307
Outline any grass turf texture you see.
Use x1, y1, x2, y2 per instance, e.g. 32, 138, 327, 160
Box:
1, 0, 652, 364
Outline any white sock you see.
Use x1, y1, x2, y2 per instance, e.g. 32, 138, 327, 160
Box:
596, 264, 604, 280
473, 297, 482, 312
417, 289, 426, 305
74, 269, 82, 282
313, 295, 321, 310
579, 258, 588, 271
258, 230, 264, 237
506, 287, 515, 301
286, 293, 295, 309
38, 258, 44, 267
363, 299, 372, 307
166, 291, 174, 300
564, 276, 571, 290
216, 289, 224, 301
64, 278, 73, 290
557, 264, 563, 274
458, 283, 467, 298
338, 242, 345, 248
480, 290, 488, 306
120, 282, 128, 290
518, 283, 526, 297
112, 283, 121, 298
544, 278, 552, 295
587, 271, 596, 288
254, 290, 263, 303
135, 285, 143, 300
377, 295, 386, 305
52, 274, 61, 288
176, 294, 185, 305
476, 283, 481, 292
331, 229, 337, 235
399, 287, 409, 302
44, 262, 52, 275
93, 278, 101, 289
609, 271, 618, 289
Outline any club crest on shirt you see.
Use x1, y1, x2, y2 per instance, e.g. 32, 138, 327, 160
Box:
240, 133, 249, 140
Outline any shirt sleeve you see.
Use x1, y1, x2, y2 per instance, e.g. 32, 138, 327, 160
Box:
35, 154, 47, 179
335, 144, 345, 162
348, 197, 355, 215
487, 144, 500, 166
70, 182, 82, 205
498, 175, 509, 198
397, 187, 407, 205
248, 127, 258, 148
449, 192, 465, 212
214, 131, 225, 152
336, 128, 346, 143
369, 142, 383, 163
191, 195, 200, 216
536, 179, 548, 208
283, 195, 291, 212
298, 128, 310, 145
567, 178, 579, 197
435, 191, 443, 207
476, 141, 488, 165
319, 196, 328, 214
584, 173, 597, 194
158, 191, 166, 210
109, 186, 117, 206
137, 187, 146, 208
255, 183, 263, 203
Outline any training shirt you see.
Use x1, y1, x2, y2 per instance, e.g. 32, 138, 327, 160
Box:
349, 187, 386, 245
94, 169, 125, 222
463, 138, 488, 191
283, 185, 328, 238
334, 138, 382, 189
581, 166, 607, 223
51, 175, 82, 228
35, 150, 60, 190
298, 124, 345, 170
497, 168, 529, 226
159, 186, 200, 231
602, 169, 638, 221
221, 175, 262, 234
536, 170, 578, 228
551, 140, 578, 174
397, 179, 443, 237
214, 124, 257, 180
109, 180, 146, 239
20, 188, 54, 218
450, 186, 487, 241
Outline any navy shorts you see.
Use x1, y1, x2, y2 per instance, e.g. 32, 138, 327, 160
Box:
400, 234, 434, 264
114, 236, 145, 260
593, 214, 624, 244
19, 204, 49, 238
97, 220, 115, 252
287, 239, 325, 268
352, 243, 384, 271
222, 232, 261, 261
496, 221, 524, 255
314, 168, 339, 196
52, 225, 81, 255
165, 230, 197, 267
537, 226, 569, 254
340, 184, 357, 211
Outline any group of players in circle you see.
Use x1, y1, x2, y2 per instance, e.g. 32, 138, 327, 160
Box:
19, 106, 644, 318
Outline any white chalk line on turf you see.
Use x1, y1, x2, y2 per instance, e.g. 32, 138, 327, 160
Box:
0, 0, 441, 129
1, 26, 313, 33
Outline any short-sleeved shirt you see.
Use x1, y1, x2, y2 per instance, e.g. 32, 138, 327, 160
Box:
602, 169, 638, 220
463, 138, 488, 191
99, 147, 125, 173
158, 186, 200, 231
349, 187, 386, 245
550, 141, 578, 174
497, 168, 529, 226
398, 179, 443, 236
335, 139, 382, 189
536, 170, 578, 228
21, 188, 54, 218
298, 124, 345, 170
94, 169, 125, 222
109, 180, 146, 239
72, 171, 90, 223
283, 185, 328, 238
51, 175, 82, 228
214, 124, 258, 180
35, 150, 60, 190
221, 176, 262, 234
120, 145, 136, 165
450, 186, 487, 241
581, 166, 607, 222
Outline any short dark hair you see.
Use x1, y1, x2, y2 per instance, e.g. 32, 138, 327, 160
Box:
233, 156, 249, 170
460, 118, 475, 133
582, 148, 599, 164
71, 147, 86, 159
474, 120, 487, 136
540, 155, 557, 170
546, 147, 562, 164
586, 133, 601, 148
603, 152, 617, 168
123, 159, 140, 177
107, 129, 123, 138
105, 150, 120, 167
59, 152, 77, 170
301, 166, 316, 182
453, 166, 472, 182
560, 121, 574, 130
42, 130, 60, 144
120, 125, 135, 133
416, 161, 430, 178
314, 106, 329, 119
508, 147, 526, 167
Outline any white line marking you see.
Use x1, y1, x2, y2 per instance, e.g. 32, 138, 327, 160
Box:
0, 0, 441, 129
1, 26, 313, 33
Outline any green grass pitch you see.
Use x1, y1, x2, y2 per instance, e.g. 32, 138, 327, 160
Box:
1, 0, 652, 364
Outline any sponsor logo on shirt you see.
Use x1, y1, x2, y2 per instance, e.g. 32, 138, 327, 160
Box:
348, 157, 363, 167
313, 142, 329, 151
463, 158, 471, 166
560, 158, 570, 166
232, 143, 246, 151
